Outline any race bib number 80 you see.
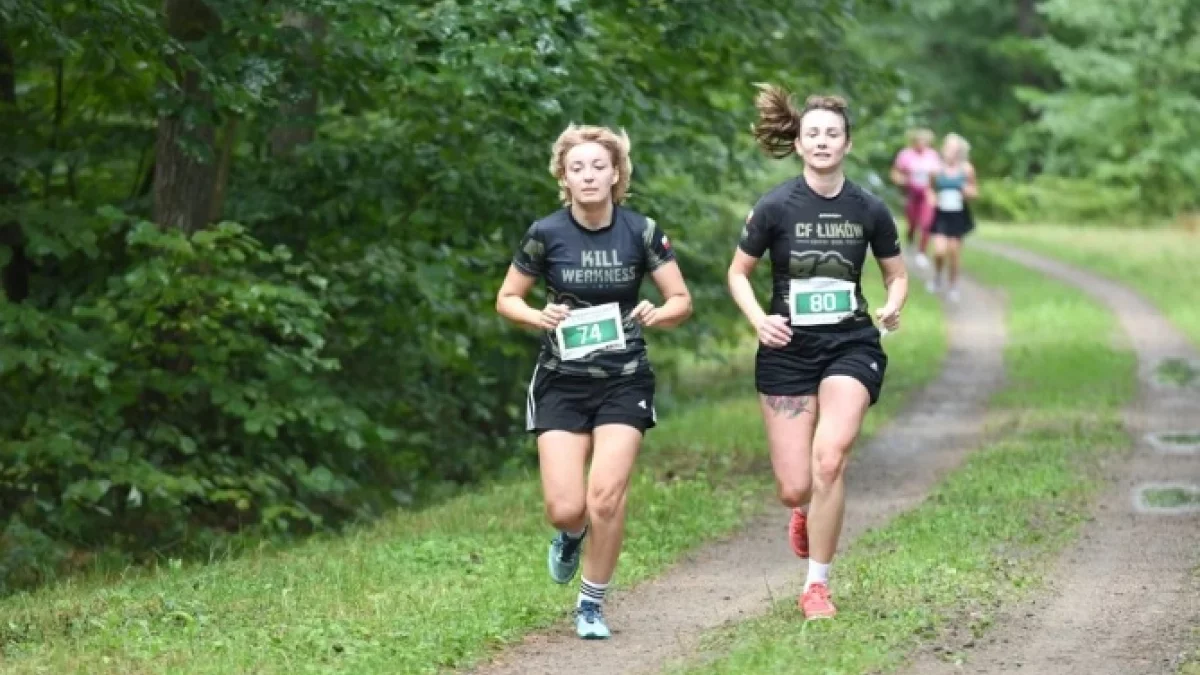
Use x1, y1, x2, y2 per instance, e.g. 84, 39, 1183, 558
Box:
789, 277, 857, 326
555, 302, 626, 361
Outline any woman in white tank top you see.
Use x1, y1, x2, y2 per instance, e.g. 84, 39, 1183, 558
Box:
926, 133, 978, 302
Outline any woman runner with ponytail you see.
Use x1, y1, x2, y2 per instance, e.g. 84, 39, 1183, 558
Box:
727, 84, 908, 620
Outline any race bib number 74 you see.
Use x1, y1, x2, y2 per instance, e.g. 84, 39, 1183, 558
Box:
555, 302, 626, 361
789, 277, 858, 326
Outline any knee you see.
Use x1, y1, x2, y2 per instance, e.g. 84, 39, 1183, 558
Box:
545, 498, 586, 531
813, 444, 849, 489
777, 478, 813, 508
586, 484, 627, 522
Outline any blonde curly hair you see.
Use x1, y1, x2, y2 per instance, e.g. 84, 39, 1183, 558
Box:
548, 124, 633, 205
907, 127, 935, 146
942, 132, 971, 162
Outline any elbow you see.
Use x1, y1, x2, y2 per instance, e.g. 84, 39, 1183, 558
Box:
882, 265, 908, 287
667, 292, 693, 327
656, 291, 692, 329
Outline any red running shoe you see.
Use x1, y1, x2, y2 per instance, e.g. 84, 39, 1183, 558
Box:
788, 508, 809, 559
800, 582, 837, 620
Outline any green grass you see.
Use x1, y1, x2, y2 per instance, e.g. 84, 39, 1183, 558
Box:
663, 248, 1137, 674
0, 271, 945, 674
1182, 615, 1200, 675
1140, 486, 1200, 509
1184, 570, 1200, 675
1154, 357, 1199, 388
981, 223, 1200, 348
1158, 432, 1200, 445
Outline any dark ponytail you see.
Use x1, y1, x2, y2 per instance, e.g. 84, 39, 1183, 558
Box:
752, 83, 802, 159
752, 83, 853, 159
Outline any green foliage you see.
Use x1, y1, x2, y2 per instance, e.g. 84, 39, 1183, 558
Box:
0, 220, 394, 588
0, 0, 901, 587
855, 0, 1055, 179
1017, 0, 1200, 214
972, 175, 1139, 224
857, 0, 1198, 220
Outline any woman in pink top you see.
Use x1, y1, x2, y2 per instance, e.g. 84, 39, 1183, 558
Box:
890, 129, 941, 269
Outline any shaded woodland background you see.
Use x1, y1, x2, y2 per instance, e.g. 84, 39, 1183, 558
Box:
0, 0, 1196, 592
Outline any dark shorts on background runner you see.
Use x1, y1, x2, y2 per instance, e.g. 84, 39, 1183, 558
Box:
755, 325, 887, 405
526, 368, 657, 435
931, 208, 974, 238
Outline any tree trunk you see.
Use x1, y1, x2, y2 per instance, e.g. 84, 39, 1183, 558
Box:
208, 116, 239, 222
0, 34, 29, 302
152, 0, 222, 233
1015, 0, 1047, 175
1016, 0, 1040, 38
270, 11, 326, 157
1015, 0, 1046, 87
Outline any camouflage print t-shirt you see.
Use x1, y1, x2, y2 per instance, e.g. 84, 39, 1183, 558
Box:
512, 206, 676, 377
738, 176, 901, 333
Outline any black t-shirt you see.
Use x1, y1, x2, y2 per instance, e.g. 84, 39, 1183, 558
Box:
738, 176, 901, 333
512, 206, 676, 377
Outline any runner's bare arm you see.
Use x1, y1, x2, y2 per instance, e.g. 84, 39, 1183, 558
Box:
729, 249, 791, 347
635, 260, 692, 328
964, 163, 979, 200
890, 157, 908, 187
728, 249, 766, 327
875, 255, 908, 331
496, 265, 567, 330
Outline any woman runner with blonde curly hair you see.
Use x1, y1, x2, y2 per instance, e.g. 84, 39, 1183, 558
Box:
495, 123, 693, 639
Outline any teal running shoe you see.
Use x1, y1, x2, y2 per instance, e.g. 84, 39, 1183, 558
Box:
575, 600, 611, 639
547, 528, 585, 584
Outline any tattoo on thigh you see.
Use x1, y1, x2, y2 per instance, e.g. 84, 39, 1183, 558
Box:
764, 395, 812, 418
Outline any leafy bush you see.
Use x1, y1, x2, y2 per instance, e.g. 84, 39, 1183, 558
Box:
974, 176, 1140, 224
0, 221, 393, 554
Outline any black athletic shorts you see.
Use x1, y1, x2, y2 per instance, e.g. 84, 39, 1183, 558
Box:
931, 208, 975, 238
755, 324, 887, 405
525, 367, 657, 435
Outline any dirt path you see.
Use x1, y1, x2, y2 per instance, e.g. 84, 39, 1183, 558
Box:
468, 273, 1008, 675
904, 242, 1200, 675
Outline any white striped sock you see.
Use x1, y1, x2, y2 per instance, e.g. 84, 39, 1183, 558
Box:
577, 577, 608, 607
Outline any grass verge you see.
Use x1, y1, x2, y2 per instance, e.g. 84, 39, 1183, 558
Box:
663, 247, 1136, 674
1184, 565, 1200, 675
981, 223, 1200, 347
1140, 486, 1200, 509
1154, 358, 1199, 388
0, 270, 945, 674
